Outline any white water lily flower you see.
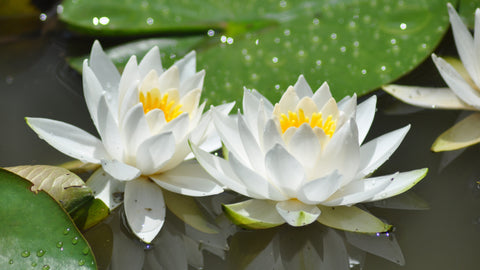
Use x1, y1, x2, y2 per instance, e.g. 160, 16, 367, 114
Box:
26, 41, 233, 243
191, 75, 427, 231
383, 3, 480, 152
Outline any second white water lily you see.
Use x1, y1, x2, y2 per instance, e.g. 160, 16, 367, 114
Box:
26, 41, 233, 243
191, 75, 427, 231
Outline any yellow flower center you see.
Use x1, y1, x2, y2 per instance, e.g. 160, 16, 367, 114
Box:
279, 109, 336, 137
139, 88, 183, 122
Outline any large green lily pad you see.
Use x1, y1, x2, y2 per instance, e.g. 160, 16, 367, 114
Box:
64, 0, 455, 105
0, 168, 96, 269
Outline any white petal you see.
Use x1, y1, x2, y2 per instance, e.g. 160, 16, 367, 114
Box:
189, 142, 253, 197
135, 132, 175, 175
174, 51, 196, 84
447, 3, 480, 87
237, 114, 265, 173
288, 124, 322, 172
475, 8, 480, 65
179, 70, 205, 97
276, 200, 321, 226
320, 98, 339, 120
382, 85, 474, 110
265, 144, 306, 198
89, 40, 120, 99
337, 94, 357, 127
297, 171, 342, 204
293, 75, 314, 98
145, 109, 167, 134
432, 54, 480, 108
356, 95, 376, 144
316, 120, 359, 184
229, 152, 288, 201
119, 81, 140, 123
97, 96, 123, 159
212, 109, 249, 163
179, 88, 201, 114
357, 125, 410, 179
363, 168, 428, 202
312, 82, 332, 108
138, 46, 163, 79
316, 205, 391, 233
101, 159, 141, 181
118, 55, 139, 106
86, 167, 125, 209
243, 88, 262, 134
82, 61, 104, 127
124, 178, 166, 243
121, 103, 150, 157
432, 112, 480, 151
158, 65, 180, 91
261, 119, 285, 153
139, 69, 160, 94
149, 160, 223, 196
26, 117, 108, 163
277, 86, 299, 112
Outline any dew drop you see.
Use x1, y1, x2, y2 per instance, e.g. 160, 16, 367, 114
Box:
255, 39, 259, 45
42, 265, 50, 270
275, 84, 280, 90
274, 37, 280, 43
284, 29, 291, 36
146, 17, 154, 25
316, 60, 322, 66
32, 262, 37, 267
340, 46, 346, 53
298, 50, 305, 57
207, 29, 215, 36
353, 41, 359, 47
37, 249, 46, 257
21, 250, 30, 258
330, 33, 337, 39
361, 69, 367, 75
390, 38, 397, 45
56, 241, 64, 248
39, 13, 47, 21
272, 57, 279, 63
78, 259, 86, 266
381, 65, 386, 71
72, 236, 79, 245
312, 36, 319, 42
9, 259, 13, 264
82, 247, 90, 255
312, 18, 319, 25
400, 23, 407, 30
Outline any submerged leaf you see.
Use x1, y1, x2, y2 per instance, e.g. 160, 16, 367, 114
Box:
0, 168, 97, 269
5, 165, 93, 213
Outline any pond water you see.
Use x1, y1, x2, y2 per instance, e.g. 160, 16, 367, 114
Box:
2, 8, 480, 270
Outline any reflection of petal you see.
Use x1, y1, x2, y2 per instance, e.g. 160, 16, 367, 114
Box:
346, 231, 405, 265
382, 85, 474, 110
124, 178, 166, 243
86, 168, 125, 210
144, 222, 188, 270
432, 112, 480, 151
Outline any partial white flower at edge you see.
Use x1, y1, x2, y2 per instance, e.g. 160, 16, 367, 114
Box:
26, 41, 234, 243
383, 3, 480, 152
191, 75, 427, 231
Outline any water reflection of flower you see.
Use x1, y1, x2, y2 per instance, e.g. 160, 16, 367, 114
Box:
192, 75, 427, 230
225, 222, 404, 270
26, 41, 233, 243
383, 3, 480, 152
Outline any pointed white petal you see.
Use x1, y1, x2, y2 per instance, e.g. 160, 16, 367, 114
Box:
139, 69, 160, 93
212, 109, 249, 163
317, 205, 392, 233
312, 82, 333, 108
288, 124, 321, 171
160, 113, 189, 142
118, 55, 139, 105
447, 3, 480, 87
432, 112, 480, 151
82, 61, 104, 127
243, 88, 262, 134
357, 125, 410, 178
158, 65, 180, 91
97, 96, 123, 159
179, 70, 205, 97
297, 171, 342, 204
261, 119, 285, 153
237, 114, 265, 173
119, 81, 140, 123
138, 46, 163, 79
293, 75, 314, 98
26, 117, 108, 163
229, 152, 288, 201
124, 178, 166, 243
337, 94, 357, 127
89, 40, 120, 97
101, 159, 141, 181
223, 199, 285, 229
265, 144, 306, 198
276, 200, 321, 226
121, 103, 150, 157
363, 168, 428, 202
150, 161, 223, 196
475, 8, 480, 65
86, 167, 125, 209
174, 51, 196, 84
382, 85, 473, 110
145, 109, 167, 134
432, 54, 480, 108
179, 88, 201, 114
356, 95, 376, 144
320, 98, 339, 120
135, 132, 175, 175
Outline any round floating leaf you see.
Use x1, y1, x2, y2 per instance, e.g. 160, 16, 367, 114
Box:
5, 165, 93, 213
0, 168, 97, 269
63, 0, 455, 105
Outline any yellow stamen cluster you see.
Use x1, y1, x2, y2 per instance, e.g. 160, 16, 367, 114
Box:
279, 109, 336, 137
139, 88, 183, 122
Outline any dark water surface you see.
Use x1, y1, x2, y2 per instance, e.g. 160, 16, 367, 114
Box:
1, 12, 480, 270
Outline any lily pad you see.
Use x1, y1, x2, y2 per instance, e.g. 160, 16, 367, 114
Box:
5, 165, 93, 213
0, 168, 96, 269
64, 0, 454, 105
